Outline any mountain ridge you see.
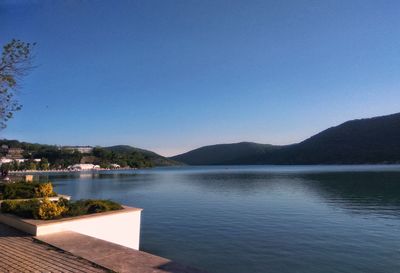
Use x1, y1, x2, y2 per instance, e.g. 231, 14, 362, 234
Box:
170, 112, 400, 165
103, 145, 180, 166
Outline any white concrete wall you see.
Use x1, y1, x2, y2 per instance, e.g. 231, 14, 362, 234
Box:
0, 209, 142, 250
37, 210, 142, 250
0, 213, 37, 234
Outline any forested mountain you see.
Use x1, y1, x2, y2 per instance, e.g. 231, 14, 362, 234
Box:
0, 140, 177, 169
171, 112, 400, 165
170, 142, 278, 165
104, 145, 179, 166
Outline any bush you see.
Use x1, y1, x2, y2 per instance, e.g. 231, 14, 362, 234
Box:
34, 183, 54, 198
66, 199, 122, 217
37, 198, 67, 220
0, 182, 56, 200
1, 182, 36, 199
1, 200, 18, 213
1, 198, 122, 220
1, 199, 39, 218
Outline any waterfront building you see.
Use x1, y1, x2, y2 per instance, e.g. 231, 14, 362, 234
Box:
0, 158, 13, 165
6, 148, 24, 159
68, 163, 100, 170
0, 158, 41, 166
63, 146, 93, 154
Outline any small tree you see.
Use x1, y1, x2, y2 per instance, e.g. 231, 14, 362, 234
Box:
0, 163, 10, 177
0, 39, 35, 129
11, 160, 19, 171
39, 158, 49, 170
18, 161, 26, 171
27, 160, 37, 171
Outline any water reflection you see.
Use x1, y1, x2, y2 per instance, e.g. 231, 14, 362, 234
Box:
181, 170, 400, 217
41, 166, 400, 273
299, 172, 400, 216
38, 166, 400, 217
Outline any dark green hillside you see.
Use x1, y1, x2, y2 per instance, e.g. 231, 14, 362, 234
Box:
0, 140, 178, 169
171, 142, 278, 165
104, 145, 179, 166
268, 112, 400, 164
171, 112, 400, 165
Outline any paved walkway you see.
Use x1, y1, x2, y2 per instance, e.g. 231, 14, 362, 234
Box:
0, 222, 209, 273
0, 223, 108, 273
38, 231, 209, 273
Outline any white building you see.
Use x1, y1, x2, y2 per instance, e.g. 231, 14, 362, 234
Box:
63, 146, 93, 154
0, 158, 13, 165
15, 159, 27, 164
68, 164, 100, 170
0, 158, 42, 166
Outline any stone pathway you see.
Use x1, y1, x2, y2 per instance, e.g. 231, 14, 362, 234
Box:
38, 231, 209, 273
0, 223, 109, 273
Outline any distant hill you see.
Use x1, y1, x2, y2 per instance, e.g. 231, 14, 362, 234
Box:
0, 140, 178, 168
171, 142, 278, 165
104, 145, 179, 166
171, 112, 400, 165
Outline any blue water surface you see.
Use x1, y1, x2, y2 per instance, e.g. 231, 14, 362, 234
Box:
38, 165, 400, 273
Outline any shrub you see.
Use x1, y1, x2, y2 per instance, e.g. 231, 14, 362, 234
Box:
0, 182, 56, 200
67, 199, 122, 217
34, 183, 54, 198
1, 198, 122, 220
1, 182, 37, 199
1, 200, 18, 213
1, 199, 39, 218
37, 198, 66, 220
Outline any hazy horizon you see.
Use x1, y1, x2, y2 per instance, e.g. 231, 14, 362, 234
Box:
2, 110, 398, 157
2, 0, 400, 156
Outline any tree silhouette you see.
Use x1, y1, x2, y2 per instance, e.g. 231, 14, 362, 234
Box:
0, 39, 36, 129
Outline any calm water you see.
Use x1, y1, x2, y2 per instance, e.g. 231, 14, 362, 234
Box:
39, 165, 400, 273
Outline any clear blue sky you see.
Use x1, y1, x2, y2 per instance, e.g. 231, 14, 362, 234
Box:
1, 0, 400, 156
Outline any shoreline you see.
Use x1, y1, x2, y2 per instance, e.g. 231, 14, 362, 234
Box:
8, 167, 138, 174
6, 164, 400, 176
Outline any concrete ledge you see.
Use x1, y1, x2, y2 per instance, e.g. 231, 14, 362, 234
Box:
37, 231, 209, 273
0, 205, 142, 250
0, 211, 37, 234
0, 223, 108, 272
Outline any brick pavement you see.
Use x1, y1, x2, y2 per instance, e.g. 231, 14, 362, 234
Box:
0, 223, 109, 273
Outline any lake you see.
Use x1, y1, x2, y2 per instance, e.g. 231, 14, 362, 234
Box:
39, 165, 400, 273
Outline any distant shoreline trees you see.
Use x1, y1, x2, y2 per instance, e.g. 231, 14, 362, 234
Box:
0, 140, 154, 170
